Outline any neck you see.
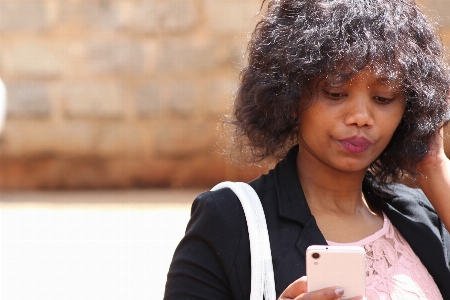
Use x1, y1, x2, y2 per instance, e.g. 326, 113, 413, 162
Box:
296, 148, 369, 215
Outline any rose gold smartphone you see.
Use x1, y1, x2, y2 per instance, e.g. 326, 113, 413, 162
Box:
306, 245, 366, 299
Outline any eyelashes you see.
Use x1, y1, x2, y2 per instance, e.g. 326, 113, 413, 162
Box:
322, 90, 396, 104
322, 90, 346, 100
372, 96, 396, 104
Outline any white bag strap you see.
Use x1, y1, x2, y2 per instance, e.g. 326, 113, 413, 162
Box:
211, 181, 276, 300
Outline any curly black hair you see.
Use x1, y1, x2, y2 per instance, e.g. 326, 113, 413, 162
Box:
233, 0, 450, 184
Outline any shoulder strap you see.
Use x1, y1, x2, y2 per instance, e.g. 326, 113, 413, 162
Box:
211, 181, 276, 300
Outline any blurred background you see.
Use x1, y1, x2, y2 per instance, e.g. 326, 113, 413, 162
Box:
0, 0, 449, 299
0, 0, 267, 190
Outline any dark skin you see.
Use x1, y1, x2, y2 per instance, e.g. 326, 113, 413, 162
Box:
278, 67, 450, 299
296, 69, 405, 243
279, 277, 362, 300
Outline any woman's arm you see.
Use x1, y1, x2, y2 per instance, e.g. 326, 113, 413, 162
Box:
415, 128, 450, 230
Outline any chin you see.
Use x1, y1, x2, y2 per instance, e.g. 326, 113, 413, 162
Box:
332, 161, 371, 173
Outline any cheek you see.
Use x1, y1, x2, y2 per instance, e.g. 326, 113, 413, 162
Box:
298, 113, 326, 139
379, 107, 404, 139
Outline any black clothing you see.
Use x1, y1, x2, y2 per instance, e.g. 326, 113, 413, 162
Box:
164, 146, 450, 299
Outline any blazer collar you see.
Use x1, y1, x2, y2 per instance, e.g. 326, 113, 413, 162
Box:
274, 145, 314, 226
273, 145, 327, 256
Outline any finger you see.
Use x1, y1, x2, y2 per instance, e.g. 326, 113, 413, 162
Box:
278, 276, 307, 299
297, 286, 345, 300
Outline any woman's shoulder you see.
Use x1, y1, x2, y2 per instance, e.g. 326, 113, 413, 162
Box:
388, 182, 436, 214
190, 187, 244, 231
365, 175, 443, 230
364, 173, 436, 215
380, 182, 448, 237
191, 172, 276, 226
165, 186, 252, 299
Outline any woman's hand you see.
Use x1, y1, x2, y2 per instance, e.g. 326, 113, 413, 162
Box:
415, 127, 450, 230
416, 128, 448, 174
279, 276, 364, 300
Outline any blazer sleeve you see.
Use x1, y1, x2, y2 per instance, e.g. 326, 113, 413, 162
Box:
163, 189, 247, 300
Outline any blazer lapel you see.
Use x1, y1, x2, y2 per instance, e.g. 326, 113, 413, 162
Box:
271, 147, 328, 292
295, 215, 328, 257
274, 146, 328, 261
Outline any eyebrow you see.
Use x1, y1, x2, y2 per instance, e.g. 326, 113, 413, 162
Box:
374, 76, 403, 85
376, 77, 395, 83
373, 77, 404, 94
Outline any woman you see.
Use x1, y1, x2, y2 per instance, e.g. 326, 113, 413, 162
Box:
164, 0, 450, 299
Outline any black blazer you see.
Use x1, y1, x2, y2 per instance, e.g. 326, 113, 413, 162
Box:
164, 146, 450, 299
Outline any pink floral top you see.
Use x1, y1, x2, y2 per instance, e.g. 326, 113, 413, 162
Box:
327, 213, 443, 300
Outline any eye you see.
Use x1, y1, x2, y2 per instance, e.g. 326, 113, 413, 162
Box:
373, 96, 395, 104
323, 90, 347, 100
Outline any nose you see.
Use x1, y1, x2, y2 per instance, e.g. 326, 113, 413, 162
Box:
343, 95, 374, 128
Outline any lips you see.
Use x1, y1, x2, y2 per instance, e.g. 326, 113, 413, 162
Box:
339, 136, 373, 154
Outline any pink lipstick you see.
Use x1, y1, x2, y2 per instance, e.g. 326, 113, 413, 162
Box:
339, 136, 372, 154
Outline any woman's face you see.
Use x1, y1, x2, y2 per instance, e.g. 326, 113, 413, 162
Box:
297, 68, 406, 173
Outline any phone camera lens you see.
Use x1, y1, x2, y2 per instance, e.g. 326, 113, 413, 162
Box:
312, 253, 320, 259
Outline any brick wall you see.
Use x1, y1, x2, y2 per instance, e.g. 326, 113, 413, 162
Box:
0, 0, 448, 189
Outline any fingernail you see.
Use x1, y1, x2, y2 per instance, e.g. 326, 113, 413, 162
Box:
335, 288, 344, 296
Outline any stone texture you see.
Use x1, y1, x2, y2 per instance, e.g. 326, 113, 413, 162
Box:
87, 41, 144, 75
160, 0, 198, 33
224, 38, 248, 70
167, 81, 200, 116
0, 120, 97, 157
0, 156, 63, 189
2, 41, 64, 78
154, 120, 217, 158
0, 156, 228, 189
123, 1, 159, 34
62, 1, 120, 30
235, 163, 272, 183
170, 155, 227, 187
204, 1, 260, 34
6, 81, 51, 117
94, 122, 150, 158
63, 82, 124, 119
105, 158, 178, 188
163, 151, 267, 188
135, 83, 161, 117
125, 0, 197, 34
56, 121, 99, 156
440, 29, 450, 58
157, 39, 219, 75
204, 79, 237, 116
141, 41, 159, 76
0, 1, 49, 32
0, 0, 446, 190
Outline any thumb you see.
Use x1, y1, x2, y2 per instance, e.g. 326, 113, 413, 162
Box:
279, 276, 307, 299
